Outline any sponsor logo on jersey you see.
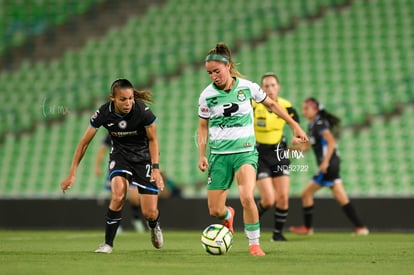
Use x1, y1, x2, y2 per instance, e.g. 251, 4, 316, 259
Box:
91, 110, 99, 121
256, 120, 266, 127
199, 105, 209, 117
118, 120, 127, 129
109, 160, 116, 170
237, 90, 246, 101
107, 123, 114, 127
111, 130, 138, 137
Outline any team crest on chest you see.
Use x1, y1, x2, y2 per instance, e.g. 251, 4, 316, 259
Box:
118, 120, 127, 129
237, 90, 246, 102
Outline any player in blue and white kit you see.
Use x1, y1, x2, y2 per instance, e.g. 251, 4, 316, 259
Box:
197, 42, 308, 256
61, 79, 164, 253
289, 98, 369, 236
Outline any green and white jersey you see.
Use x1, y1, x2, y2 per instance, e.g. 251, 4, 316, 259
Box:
198, 77, 267, 154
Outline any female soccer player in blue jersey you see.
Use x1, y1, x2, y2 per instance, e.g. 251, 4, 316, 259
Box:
61, 79, 164, 253
197, 42, 308, 256
289, 98, 369, 236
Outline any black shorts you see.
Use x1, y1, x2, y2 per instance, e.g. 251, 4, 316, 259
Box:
108, 157, 158, 195
256, 143, 291, 179
312, 156, 341, 187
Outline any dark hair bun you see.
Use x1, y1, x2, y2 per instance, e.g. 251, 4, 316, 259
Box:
215, 42, 230, 59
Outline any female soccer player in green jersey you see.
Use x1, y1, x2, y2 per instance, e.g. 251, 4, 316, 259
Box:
197, 42, 308, 256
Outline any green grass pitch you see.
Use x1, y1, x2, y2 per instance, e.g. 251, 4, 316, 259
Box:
1, 230, 413, 274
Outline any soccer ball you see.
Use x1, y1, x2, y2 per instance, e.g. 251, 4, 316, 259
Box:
201, 224, 233, 255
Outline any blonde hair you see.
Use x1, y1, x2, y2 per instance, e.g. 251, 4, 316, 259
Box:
206, 42, 244, 78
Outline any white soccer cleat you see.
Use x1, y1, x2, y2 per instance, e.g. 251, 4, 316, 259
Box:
150, 223, 164, 249
95, 243, 113, 254
353, 227, 369, 236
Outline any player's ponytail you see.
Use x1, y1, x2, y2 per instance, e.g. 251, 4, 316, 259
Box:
110, 78, 153, 104
206, 42, 244, 78
305, 97, 341, 138
133, 89, 153, 104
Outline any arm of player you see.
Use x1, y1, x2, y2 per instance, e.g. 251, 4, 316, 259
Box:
197, 118, 209, 172
145, 123, 164, 192
289, 141, 311, 152
262, 97, 308, 144
287, 106, 300, 123
319, 129, 336, 173
61, 126, 97, 192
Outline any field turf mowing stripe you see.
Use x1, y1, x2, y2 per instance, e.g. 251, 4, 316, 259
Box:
0, 230, 413, 274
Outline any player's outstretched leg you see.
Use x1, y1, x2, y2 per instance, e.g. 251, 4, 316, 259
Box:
341, 202, 369, 236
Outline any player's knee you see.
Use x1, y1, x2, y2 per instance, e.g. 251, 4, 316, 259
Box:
208, 207, 223, 218
111, 193, 126, 206
261, 197, 275, 209
142, 208, 158, 220
301, 190, 310, 200
277, 193, 289, 206
239, 196, 256, 210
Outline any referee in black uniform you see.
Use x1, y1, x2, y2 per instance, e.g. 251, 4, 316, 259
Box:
61, 79, 164, 253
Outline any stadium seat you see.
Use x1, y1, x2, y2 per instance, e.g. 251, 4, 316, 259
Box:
0, 0, 103, 54
0, 0, 413, 198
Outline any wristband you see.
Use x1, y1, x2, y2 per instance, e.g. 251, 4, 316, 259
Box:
152, 163, 160, 169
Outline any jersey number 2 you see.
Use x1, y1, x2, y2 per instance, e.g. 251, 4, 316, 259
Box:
145, 164, 151, 178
